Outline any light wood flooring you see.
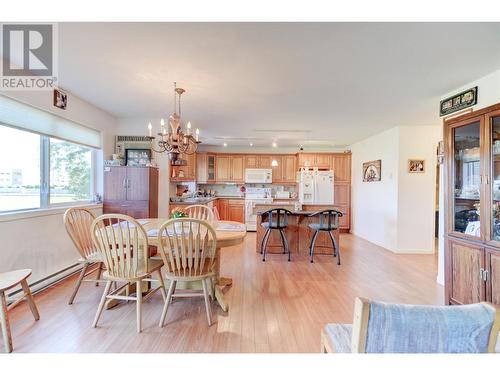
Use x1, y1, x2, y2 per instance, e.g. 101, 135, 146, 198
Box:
4, 233, 443, 353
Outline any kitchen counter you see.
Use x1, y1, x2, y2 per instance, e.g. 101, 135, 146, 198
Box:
169, 196, 244, 205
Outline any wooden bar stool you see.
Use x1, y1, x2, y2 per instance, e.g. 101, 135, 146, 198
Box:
308, 209, 343, 264
0, 269, 40, 353
260, 208, 292, 262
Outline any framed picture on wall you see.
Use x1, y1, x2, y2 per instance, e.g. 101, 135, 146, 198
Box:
362, 160, 381, 182
408, 159, 425, 173
53, 88, 68, 110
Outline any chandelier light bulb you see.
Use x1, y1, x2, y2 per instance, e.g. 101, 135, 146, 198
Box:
187, 121, 192, 136
195, 128, 200, 142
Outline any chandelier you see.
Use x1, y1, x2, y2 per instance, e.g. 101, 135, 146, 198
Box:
147, 82, 200, 161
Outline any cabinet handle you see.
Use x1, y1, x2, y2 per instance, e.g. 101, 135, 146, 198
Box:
122, 178, 127, 188
479, 268, 484, 281
483, 270, 489, 281
127, 179, 131, 188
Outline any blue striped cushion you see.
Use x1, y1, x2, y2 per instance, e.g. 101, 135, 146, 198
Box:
325, 323, 352, 353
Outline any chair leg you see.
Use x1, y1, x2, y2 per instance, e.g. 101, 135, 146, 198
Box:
155, 270, 167, 302
95, 262, 103, 286
309, 230, 319, 263
159, 280, 176, 327
136, 280, 143, 333
262, 229, 272, 262
279, 229, 291, 262
92, 280, 112, 328
202, 278, 213, 326
260, 228, 270, 254
0, 291, 12, 353
20, 279, 40, 321
68, 263, 89, 305
329, 231, 341, 265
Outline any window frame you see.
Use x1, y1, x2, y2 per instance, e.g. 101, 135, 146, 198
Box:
0, 124, 98, 214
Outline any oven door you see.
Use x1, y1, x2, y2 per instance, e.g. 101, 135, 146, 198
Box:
245, 200, 257, 231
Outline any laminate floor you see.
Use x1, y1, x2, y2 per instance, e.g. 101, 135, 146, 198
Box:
4, 233, 443, 353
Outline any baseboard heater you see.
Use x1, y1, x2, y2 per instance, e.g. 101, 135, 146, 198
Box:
6, 262, 88, 304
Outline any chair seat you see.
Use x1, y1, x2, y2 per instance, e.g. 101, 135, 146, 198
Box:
324, 323, 352, 353
308, 223, 337, 231
261, 222, 288, 229
102, 258, 164, 281
165, 263, 214, 281
0, 269, 32, 292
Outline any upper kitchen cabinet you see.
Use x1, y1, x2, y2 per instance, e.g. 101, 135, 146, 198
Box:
282, 155, 297, 183
271, 155, 283, 182
331, 153, 352, 183
196, 152, 216, 183
170, 152, 196, 181
297, 153, 330, 169
259, 155, 273, 168
245, 155, 259, 168
216, 154, 244, 183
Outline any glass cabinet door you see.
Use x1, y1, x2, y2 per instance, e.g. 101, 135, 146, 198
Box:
453, 121, 481, 237
490, 115, 500, 241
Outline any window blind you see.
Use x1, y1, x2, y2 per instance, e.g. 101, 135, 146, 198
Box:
0, 94, 102, 149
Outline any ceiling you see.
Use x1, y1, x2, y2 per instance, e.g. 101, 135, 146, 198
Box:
55, 23, 500, 149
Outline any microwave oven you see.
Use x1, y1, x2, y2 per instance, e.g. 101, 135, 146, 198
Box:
245, 168, 273, 184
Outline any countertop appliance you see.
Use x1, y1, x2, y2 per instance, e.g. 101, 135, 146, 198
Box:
245, 168, 272, 184
299, 169, 334, 204
245, 187, 272, 231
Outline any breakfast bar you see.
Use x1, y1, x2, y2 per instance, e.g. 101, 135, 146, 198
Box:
255, 204, 342, 256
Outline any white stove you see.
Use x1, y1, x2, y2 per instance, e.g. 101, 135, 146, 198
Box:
244, 188, 272, 231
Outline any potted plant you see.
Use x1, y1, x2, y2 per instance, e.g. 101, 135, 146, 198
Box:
170, 207, 188, 232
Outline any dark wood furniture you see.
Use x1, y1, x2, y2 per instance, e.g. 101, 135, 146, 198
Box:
260, 208, 292, 262
308, 209, 342, 264
103, 166, 159, 219
444, 102, 500, 306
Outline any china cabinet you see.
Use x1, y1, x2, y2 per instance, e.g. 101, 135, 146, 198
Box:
444, 103, 500, 306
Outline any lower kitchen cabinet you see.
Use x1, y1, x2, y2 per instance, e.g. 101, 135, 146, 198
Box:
486, 248, 500, 305
227, 199, 245, 223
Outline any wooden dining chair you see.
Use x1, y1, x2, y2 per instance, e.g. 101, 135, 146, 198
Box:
64, 207, 105, 304
184, 204, 215, 222
156, 218, 217, 326
0, 269, 40, 353
90, 214, 167, 333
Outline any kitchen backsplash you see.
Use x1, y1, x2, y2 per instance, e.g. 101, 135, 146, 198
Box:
170, 182, 297, 198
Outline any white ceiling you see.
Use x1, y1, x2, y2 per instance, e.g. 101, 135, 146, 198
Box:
56, 23, 500, 148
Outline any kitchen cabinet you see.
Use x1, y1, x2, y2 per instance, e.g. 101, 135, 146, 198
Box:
217, 198, 229, 220
271, 155, 283, 183
259, 156, 272, 168
227, 199, 245, 223
216, 154, 244, 183
103, 166, 158, 219
331, 153, 351, 182
297, 153, 331, 169
196, 153, 216, 183
171, 152, 196, 181
281, 155, 297, 183
245, 155, 259, 168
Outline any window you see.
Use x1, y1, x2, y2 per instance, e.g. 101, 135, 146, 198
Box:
0, 126, 41, 211
0, 123, 96, 213
50, 138, 93, 204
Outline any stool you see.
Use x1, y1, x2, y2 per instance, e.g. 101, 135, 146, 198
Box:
260, 208, 292, 262
308, 209, 343, 264
0, 269, 40, 353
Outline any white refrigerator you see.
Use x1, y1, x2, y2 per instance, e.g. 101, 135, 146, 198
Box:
299, 170, 334, 204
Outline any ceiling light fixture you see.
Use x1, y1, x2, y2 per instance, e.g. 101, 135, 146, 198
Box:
249, 143, 253, 146
272, 142, 277, 148
223, 142, 228, 147
146, 82, 200, 161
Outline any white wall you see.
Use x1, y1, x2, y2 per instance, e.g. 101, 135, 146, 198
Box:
351, 125, 441, 253
114, 118, 170, 217
0, 90, 117, 289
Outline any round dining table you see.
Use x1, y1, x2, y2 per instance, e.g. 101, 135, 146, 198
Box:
143, 219, 247, 312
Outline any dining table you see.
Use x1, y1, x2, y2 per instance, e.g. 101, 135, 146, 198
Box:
106, 218, 247, 313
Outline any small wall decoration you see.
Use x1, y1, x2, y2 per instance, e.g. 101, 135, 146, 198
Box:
408, 159, 425, 173
53, 88, 68, 110
362, 160, 381, 182
440, 86, 477, 116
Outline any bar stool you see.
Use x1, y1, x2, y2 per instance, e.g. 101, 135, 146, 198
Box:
308, 209, 343, 264
260, 208, 292, 262
0, 269, 40, 353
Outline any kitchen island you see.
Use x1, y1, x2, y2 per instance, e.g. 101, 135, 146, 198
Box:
255, 203, 342, 256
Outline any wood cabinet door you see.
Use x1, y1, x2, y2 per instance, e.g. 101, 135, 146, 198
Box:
104, 166, 127, 201
245, 155, 259, 168
196, 153, 207, 183
334, 183, 350, 206
315, 154, 331, 169
486, 249, 500, 305
259, 155, 272, 168
126, 167, 150, 201
450, 240, 485, 304
282, 155, 297, 182
297, 153, 315, 167
331, 154, 351, 182
186, 153, 196, 179
231, 155, 245, 182
216, 155, 231, 182
271, 155, 283, 182
217, 199, 229, 220
228, 202, 245, 223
